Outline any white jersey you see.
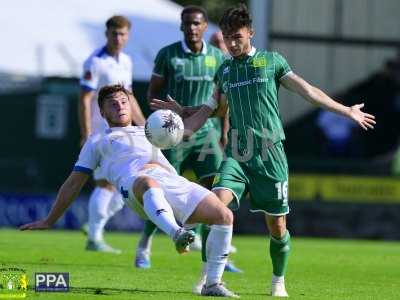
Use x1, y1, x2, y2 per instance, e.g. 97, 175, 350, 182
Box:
74, 126, 176, 189
80, 46, 133, 133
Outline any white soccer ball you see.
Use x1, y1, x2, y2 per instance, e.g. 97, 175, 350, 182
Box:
145, 109, 184, 149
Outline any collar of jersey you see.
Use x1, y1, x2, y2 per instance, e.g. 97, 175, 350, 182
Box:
231, 46, 257, 63
98, 46, 121, 61
181, 40, 207, 55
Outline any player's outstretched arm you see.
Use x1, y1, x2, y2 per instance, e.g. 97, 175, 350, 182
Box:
281, 72, 376, 130
78, 90, 94, 146
20, 172, 89, 231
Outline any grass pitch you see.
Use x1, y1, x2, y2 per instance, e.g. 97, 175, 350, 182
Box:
0, 229, 399, 299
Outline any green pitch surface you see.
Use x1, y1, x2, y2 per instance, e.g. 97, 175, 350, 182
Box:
0, 229, 399, 299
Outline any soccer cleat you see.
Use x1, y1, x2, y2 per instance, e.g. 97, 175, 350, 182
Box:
189, 234, 202, 251
134, 248, 151, 269
173, 229, 195, 254
224, 260, 243, 273
271, 282, 289, 297
85, 240, 122, 254
192, 274, 206, 295
201, 282, 239, 298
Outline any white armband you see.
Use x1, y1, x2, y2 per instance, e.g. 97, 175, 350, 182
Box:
204, 95, 218, 110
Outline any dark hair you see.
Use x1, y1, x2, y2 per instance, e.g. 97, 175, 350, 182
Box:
106, 15, 131, 30
98, 84, 130, 109
219, 3, 252, 33
181, 5, 208, 22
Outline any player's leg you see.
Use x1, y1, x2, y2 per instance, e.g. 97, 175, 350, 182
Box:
185, 192, 238, 298
134, 145, 189, 267
132, 174, 194, 253
266, 214, 290, 298
192, 157, 247, 294
135, 220, 157, 268
86, 179, 121, 254
194, 131, 243, 275
248, 141, 290, 297
106, 192, 125, 219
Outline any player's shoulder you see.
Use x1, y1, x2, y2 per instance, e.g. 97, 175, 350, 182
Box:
265, 50, 287, 61
83, 46, 107, 66
158, 41, 181, 55
206, 44, 223, 56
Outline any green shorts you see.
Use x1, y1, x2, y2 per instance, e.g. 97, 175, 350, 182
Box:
164, 127, 223, 180
212, 141, 289, 215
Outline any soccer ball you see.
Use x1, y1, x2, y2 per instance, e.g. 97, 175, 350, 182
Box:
145, 109, 184, 149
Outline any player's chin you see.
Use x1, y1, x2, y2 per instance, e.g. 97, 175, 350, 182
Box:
117, 115, 130, 124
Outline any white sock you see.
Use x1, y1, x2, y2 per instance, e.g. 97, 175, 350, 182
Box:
107, 192, 125, 218
142, 188, 180, 239
88, 187, 114, 242
272, 274, 285, 285
205, 224, 232, 287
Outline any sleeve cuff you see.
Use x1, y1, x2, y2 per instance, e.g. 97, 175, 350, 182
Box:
279, 70, 293, 80
73, 166, 93, 175
80, 84, 96, 92
152, 72, 164, 78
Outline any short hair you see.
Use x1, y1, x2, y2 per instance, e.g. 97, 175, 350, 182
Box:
181, 5, 208, 22
106, 15, 131, 30
219, 3, 252, 33
98, 84, 130, 109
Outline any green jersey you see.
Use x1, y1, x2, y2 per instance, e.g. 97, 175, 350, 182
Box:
215, 48, 292, 153
153, 40, 225, 132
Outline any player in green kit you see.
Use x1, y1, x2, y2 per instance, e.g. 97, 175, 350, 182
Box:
134, 5, 241, 276
151, 4, 376, 297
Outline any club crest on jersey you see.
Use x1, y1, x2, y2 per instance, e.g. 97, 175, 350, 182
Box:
252, 57, 267, 68
205, 56, 216, 67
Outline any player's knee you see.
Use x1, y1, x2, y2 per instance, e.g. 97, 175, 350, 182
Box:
133, 176, 159, 200
96, 180, 114, 191
214, 206, 233, 225
267, 216, 286, 239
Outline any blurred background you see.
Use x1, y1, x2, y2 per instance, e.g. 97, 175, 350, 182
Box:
1, 0, 400, 239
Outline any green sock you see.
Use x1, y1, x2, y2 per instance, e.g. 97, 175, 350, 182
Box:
200, 224, 210, 262
143, 220, 158, 236
269, 230, 291, 276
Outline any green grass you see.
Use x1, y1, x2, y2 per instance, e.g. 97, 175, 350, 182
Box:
0, 229, 399, 299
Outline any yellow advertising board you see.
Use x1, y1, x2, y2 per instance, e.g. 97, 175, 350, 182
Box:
290, 174, 400, 203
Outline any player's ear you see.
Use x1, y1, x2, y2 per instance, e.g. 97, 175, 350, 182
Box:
249, 27, 255, 38
180, 22, 184, 32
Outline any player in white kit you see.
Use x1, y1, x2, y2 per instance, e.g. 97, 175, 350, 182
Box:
79, 15, 145, 253
21, 84, 238, 297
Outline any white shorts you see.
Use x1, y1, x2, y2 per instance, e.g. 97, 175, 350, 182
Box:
119, 167, 212, 224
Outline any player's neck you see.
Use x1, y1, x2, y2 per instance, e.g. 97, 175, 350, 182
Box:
106, 45, 121, 58
184, 39, 203, 54
234, 43, 253, 60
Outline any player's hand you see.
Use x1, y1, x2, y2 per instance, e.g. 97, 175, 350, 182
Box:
20, 219, 51, 231
348, 103, 376, 130
182, 122, 195, 141
149, 95, 183, 116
